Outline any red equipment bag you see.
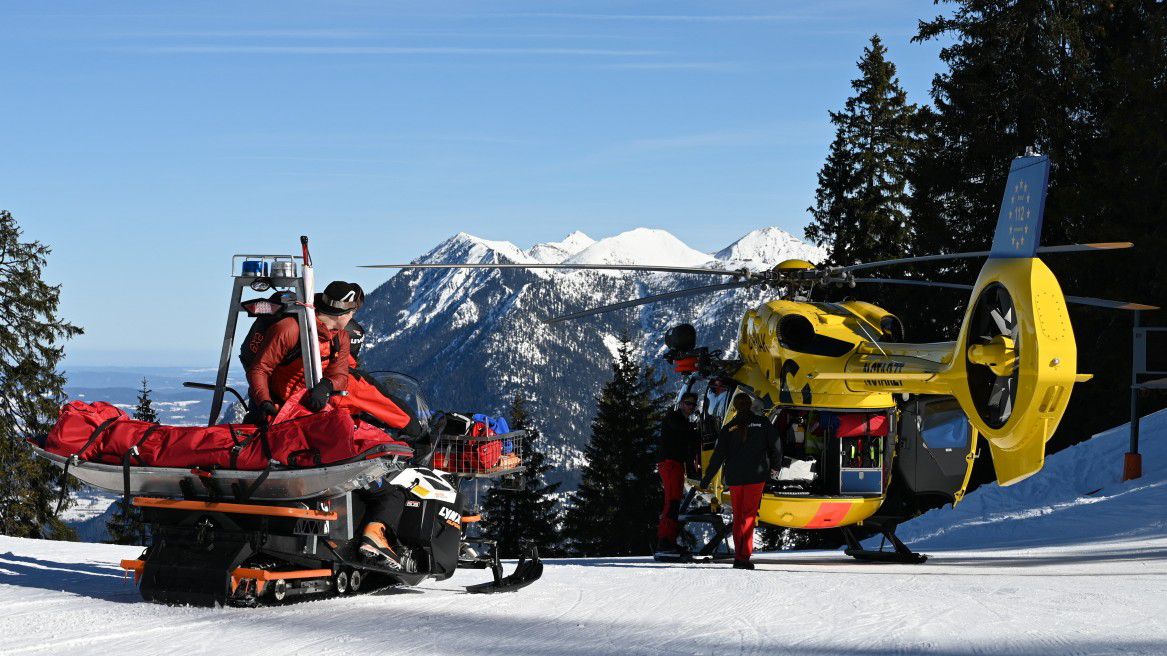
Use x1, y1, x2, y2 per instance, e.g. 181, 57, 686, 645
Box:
43, 401, 128, 460
464, 439, 502, 471
465, 422, 501, 469
833, 413, 889, 438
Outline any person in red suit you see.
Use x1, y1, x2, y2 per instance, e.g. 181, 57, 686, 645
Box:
656, 392, 699, 556
245, 281, 411, 430
701, 393, 782, 569
245, 280, 413, 569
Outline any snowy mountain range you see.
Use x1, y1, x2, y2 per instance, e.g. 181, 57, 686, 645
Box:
357, 226, 824, 486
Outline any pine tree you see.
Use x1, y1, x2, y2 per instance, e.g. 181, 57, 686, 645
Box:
560, 338, 665, 556
805, 34, 920, 267
0, 210, 83, 538
480, 393, 562, 557
133, 378, 158, 423
910, 0, 1167, 444
107, 378, 155, 545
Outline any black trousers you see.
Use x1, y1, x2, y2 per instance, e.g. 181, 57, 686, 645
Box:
359, 482, 405, 535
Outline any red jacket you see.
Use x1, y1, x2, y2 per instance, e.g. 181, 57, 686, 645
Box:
246, 317, 350, 406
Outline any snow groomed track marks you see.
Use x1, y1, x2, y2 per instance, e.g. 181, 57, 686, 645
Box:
1, 533, 1164, 655
3, 411, 1166, 655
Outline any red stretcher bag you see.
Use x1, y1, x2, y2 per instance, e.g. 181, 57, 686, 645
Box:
266, 406, 355, 467
43, 395, 408, 470
44, 401, 129, 460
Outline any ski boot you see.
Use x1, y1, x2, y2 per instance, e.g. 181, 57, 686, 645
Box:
359, 522, 404, 571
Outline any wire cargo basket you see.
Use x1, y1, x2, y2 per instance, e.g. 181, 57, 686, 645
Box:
432, 430, 527, 478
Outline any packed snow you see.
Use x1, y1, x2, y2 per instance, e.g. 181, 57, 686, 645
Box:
4, 411, 1164, 654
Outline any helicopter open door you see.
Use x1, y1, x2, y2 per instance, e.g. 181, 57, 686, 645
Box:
897, 396, 977, 505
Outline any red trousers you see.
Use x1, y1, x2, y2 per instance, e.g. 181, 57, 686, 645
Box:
657, 460, 685, 542
730, 483, 765, 561
333, 377, 411, 429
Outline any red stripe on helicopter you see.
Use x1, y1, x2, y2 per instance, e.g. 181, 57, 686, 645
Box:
805, 502, 850, 528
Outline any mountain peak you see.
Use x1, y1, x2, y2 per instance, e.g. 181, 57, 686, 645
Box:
566, 228, 712, 267
527, 231, 596, 264
548, 231, 594, 253
715, 227, 826, 266
423, 231, 532, 265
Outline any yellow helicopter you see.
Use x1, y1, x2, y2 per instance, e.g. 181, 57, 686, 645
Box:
366, 154, 1156, 563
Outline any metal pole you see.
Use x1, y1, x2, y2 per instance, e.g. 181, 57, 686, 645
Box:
1124, 310, 1142, 481
209, 277, 246, 426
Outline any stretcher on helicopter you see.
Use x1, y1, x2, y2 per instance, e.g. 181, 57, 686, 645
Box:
29, 238, 541, 606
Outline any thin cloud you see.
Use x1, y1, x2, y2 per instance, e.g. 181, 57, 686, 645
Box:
500, 13, 799, 22
118, 45, 665, 56
99, 28, 640, 41
599, 62, 739, 71
108, 29, 378, 39
610, 122, 830, 154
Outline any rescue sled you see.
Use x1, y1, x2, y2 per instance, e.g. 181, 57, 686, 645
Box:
31, 239, 542, 605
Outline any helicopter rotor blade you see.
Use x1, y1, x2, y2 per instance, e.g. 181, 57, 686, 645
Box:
544, 280, 751, 325
849, 277, 1158, 311
848, 277, 974, 291
841, 242, 1133, 273
1063, 296, 1159, 311
360, 262, 749, 278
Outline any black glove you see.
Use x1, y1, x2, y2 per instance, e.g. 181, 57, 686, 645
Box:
249, 400, 278, 426
302, 379, 334, 412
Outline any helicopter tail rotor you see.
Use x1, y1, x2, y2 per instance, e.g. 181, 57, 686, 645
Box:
942, 155, 1079, 486
945, 255, 1081, 486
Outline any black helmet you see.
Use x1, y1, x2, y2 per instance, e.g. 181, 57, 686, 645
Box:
316, 281, 363, 316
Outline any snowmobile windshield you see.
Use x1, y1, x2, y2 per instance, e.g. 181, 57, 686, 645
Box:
368, 371, 434, 433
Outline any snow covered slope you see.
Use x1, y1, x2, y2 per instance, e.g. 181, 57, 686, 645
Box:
358, 227, 823, 485
2, 412, 1163, 655
898, 408, 1167, 551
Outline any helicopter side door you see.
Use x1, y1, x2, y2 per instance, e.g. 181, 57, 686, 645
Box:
896, 396, 977, 505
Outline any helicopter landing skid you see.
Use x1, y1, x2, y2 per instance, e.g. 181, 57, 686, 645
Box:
840, 524, 928, 564
667, 509, 730, 562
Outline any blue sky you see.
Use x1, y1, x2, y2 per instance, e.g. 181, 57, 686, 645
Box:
3, 1, 949, 365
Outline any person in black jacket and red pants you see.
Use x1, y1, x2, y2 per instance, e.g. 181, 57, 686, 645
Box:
656, 392, 700, 555
701, 393, 782, 569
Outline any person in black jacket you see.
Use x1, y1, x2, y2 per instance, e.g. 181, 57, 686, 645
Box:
700, 393, 782, 569
656, 392, 700, 554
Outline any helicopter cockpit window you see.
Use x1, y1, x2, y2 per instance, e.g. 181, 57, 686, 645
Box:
704, 378, 731, 424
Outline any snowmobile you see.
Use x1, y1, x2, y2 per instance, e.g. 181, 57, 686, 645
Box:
30, 238, 542, 605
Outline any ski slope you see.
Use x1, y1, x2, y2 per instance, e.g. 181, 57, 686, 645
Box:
2, 411, 1165, 655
